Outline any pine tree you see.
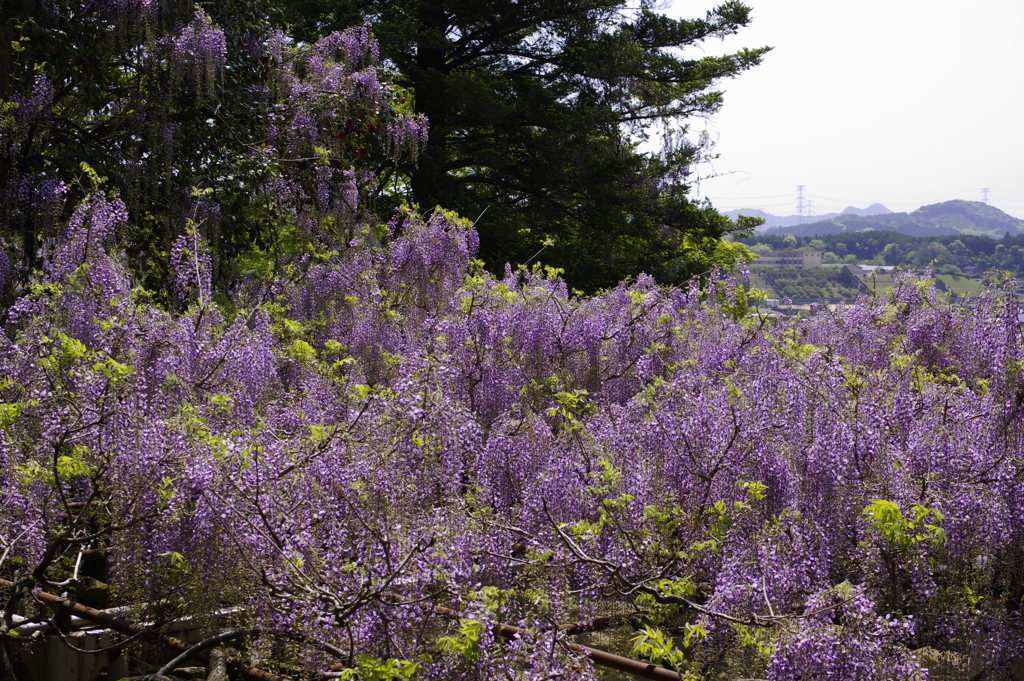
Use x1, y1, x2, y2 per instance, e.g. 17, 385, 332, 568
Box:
287, 0, 770, 289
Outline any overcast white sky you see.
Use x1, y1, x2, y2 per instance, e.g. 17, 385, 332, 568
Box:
665, 0, 1024, 219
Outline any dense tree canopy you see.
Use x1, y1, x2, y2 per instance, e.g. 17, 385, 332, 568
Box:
284, 0, 770, 290
0, 0, 425, 300
744, 230, 1024, 276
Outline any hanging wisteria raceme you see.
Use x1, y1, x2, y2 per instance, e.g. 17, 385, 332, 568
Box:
169, 228, 213, 307
385, 115, 429, 164
2, 184, 1023, 679
171, 8, 228, 97
262, 25, 428, 245
10, 75, 54, 135
0, 247, 8, 295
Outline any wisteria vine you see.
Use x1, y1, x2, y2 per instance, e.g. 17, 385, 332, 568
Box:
1, 187, 1022, 679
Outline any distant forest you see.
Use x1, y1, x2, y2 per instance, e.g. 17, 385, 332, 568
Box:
741, 230, 1024, 276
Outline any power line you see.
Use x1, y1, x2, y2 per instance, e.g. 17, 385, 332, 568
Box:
703, 193, 794, 200
712, 201, 798, 209
801, 189, 962, 199
803, 192, 906, 205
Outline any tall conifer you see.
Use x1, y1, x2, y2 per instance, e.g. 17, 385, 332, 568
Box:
288, 0, 770, 289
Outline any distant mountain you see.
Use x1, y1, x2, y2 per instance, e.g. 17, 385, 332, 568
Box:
909, 200, 1023, 235
724, 203, 892, 229
755, 200, 1023, 238
840, 203, 892, 217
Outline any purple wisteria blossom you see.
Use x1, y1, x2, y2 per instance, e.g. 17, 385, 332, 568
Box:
172, 8, 227, 95
5, 206, 1022, 678
169, 227, 213, 306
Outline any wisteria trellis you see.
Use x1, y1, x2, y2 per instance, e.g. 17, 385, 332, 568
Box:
1, 186, 1023, 679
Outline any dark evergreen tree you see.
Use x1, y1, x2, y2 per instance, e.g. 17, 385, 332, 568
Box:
286, 0, 769, 290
